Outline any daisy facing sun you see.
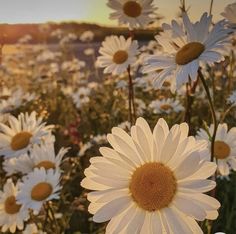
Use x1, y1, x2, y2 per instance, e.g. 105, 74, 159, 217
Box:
16, 168, 61, 215
107, 0, 158, 29
197, 123, 236, 176
0, 112, 52, 158
97, 35, 138, 75
81, 117, 220, 234
143, 12, 231, 90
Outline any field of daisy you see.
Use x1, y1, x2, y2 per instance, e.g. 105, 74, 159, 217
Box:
0, 0, 236, 233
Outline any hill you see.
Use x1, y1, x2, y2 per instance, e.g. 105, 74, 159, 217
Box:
0, 22, 161, 44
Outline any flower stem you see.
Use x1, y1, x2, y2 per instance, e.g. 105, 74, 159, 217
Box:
47, 202, 60, 234
127, 66, 136, 125
198, 70, 218, 162
180, 0, 186, 13
209, 0, 214, 15
127, 67, 133, 125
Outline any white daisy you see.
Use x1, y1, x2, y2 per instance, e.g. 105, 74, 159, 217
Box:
3, 154, 34, 176
0, 112, 53, 158
107, 0, 158, 29
0, 179, 29, 233
197, 123, 236, 176
17, 168, 61, 215
71, 87, 91, 109
80, 30, 94, 42
221, 2, 236, 26
143, 13, 231, 90
0, 96, 21, 114
30, 143, 68, 171
23, 223, 46, 234
96, 35, 138, 75
3, 143, 67, 175
149, 98, 184, 114
81, 117, 220, 233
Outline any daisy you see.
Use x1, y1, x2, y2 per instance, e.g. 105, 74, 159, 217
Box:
96, 35, 138, 75
221, 2, 236, 26
81, 117, 220, 233
107, 0, 158, 29
71, 87, 91, 109
23, 223, 46, 234
149, 98, 184, 114
30, 143, 68, 171
143, 12, 231, 90
0, 179, 29, 233
80, 30, 94, 42
0, 112, 53, 158
197, 123, 236, 176
3, 154, 34, 176
3, 143, 67, 175
17, 168, 61, 215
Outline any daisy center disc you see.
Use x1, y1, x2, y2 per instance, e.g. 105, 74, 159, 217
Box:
123, 1, 142, 18
160, 104, 172, 111
130, 162, 177, 211
4, 195, 21, 214
175, 42, 205, 65
0, 95, 10, 100
31, 182, 53, 201
113, 50, 128, 64
163, 81, 171, 87
11, 131, 32, 151
34, 161, 56, 170
214, 141, 231, 159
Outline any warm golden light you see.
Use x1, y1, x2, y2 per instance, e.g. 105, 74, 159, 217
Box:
0, 0, 232, 25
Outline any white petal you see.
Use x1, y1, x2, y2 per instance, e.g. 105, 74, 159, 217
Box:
93, 196, 131, 223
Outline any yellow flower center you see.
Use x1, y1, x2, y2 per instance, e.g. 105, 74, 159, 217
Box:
163, 81, 171, 87
130, 162, 177, 211
214, 141, 231, 159
175, 42, 205, 65
31, 182, 53, 201
34, 161, 56, 170
113, 50, 128, 64
0, 95, 10, 100
123, 1, 142, 18
10, 131, 32, 151
160, 104, 173, 111
4, 195, 21, 214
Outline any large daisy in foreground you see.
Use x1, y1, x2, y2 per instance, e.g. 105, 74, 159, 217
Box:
96, 35, 138, 75
0, 179, 29, 233
197, 123, 236, 176
0, 112, 53, 158
81, 117, 220, 233
107, 0, 158, 29
143, 13, 231, 90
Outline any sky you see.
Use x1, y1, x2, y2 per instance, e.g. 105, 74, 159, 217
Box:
0, 0, 235, 25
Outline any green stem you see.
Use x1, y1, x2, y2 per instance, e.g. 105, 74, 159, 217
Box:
220, 105, 235, 123
209, 0, 214, 15
127, 66, 136, 125
198, 70, 218, 162
180, 0, 186, 13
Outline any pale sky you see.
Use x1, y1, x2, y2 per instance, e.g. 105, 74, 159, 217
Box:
0, 0, 235, 25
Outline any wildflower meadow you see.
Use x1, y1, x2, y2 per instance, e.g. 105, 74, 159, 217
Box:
0, 0, 236, 233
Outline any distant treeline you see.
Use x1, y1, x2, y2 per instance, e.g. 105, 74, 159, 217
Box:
0, 22, 161, 44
